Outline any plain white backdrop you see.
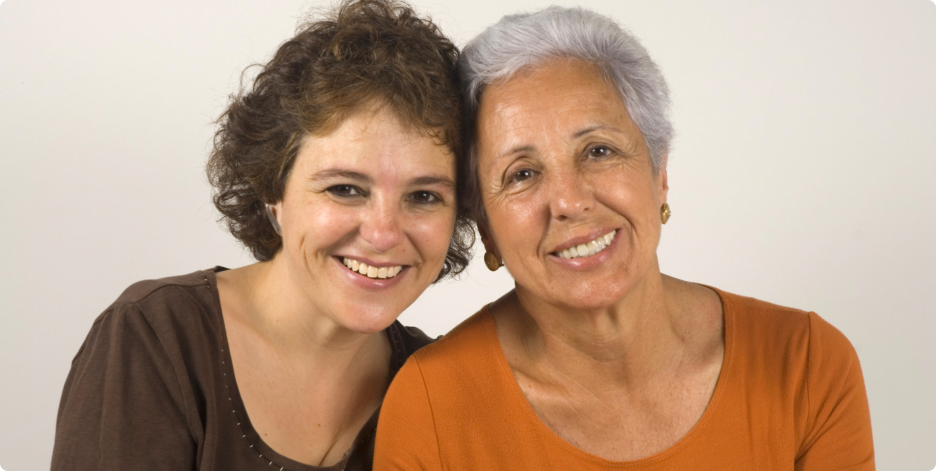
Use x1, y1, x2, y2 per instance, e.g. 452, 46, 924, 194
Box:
1, 0, 934, 469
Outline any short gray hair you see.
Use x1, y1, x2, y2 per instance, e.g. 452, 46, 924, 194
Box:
459, 6, 673, 220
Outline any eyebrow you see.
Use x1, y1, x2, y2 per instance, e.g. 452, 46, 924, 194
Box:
495, 145, 535, 162
309, 169, 372, 184
493, 125, 626, 162
572, 124, 624, 139
310, 168, 454, 191
410, 175, 456, 191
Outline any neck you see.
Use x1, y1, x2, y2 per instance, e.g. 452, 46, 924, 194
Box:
215, 260, 392, 467
506, 269, 690, 390
222, 257, 388, 376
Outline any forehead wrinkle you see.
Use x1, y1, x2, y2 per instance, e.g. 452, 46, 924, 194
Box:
573, 124, 628, 140
478, 68, 623, 172
483, 105, 559, 163
497, 93, 616, 137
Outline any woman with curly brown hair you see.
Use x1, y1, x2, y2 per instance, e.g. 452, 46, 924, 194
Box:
50, 1, 470, 469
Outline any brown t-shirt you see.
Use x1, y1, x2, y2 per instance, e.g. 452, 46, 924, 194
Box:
51, 267, 433, 471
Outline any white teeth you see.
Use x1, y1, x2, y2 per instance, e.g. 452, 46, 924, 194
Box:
554, 230, 616, 260
342, 258, 403, 279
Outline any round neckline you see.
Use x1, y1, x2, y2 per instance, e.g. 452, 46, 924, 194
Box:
205, 267, 404, 471
482, 286, 735, 467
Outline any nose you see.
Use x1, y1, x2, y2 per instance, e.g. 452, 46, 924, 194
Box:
360, 198, 404, 254
549, 170, 595, 221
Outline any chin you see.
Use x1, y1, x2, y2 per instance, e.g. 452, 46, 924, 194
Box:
338, 306, 401, 334
563, 296, 621, 311
554, 283, 631, 311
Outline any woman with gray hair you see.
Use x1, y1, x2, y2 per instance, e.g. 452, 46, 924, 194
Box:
374, 6, 874, 470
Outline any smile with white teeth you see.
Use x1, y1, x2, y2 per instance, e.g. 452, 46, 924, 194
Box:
554, 230, 617, 260
341, 257, 404, 279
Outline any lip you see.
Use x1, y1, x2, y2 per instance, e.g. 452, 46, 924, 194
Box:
334, 256, 409, 290
548, 228, 618, 254
547, 228, 619, 270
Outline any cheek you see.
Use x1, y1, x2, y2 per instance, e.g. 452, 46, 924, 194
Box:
407, 211, 457, 261
594, 170, 660, 221
284, 200, 358, 247
489, 192, 545, 251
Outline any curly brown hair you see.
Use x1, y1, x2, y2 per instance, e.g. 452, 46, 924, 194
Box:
207, 0, 473, 280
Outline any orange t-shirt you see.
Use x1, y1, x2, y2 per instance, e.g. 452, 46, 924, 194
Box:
374, 288, 874, 470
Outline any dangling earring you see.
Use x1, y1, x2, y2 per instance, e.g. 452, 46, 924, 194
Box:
661, 203, 672, 224
265, 204, 282, 235
484, 251, 503, 271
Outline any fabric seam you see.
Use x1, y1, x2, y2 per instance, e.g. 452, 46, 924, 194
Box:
412, 355, 446, 471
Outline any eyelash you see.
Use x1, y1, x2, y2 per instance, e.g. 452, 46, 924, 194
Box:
326, 185, 443, 205
586, 145, 615, 159
326, 184, 364, 198
409, 190, 443, 205
510, 168, 537, 184
502, 145, 618, 188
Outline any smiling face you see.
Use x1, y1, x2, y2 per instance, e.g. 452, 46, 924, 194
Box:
476, 59, 668, 311
270, 105, 457, 333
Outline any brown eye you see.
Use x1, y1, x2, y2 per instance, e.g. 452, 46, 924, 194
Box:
588, 146, 612, 159
410, 190, 441, 205
327, 184, 364, 197
512, 168, 536, 182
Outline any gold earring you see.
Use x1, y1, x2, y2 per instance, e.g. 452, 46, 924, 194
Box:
484, 251, 503, 271
661, 203, 671, 224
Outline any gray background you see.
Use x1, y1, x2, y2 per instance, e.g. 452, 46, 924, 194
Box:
1, 0, 934, 469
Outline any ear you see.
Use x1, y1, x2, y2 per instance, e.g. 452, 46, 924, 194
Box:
657, 155, 669, 204
477, 220, 499, 257
265, 201, 283, 236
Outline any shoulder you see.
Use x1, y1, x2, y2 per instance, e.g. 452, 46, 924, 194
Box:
407, 308, 497, 373
712, 288, 813, 397
64, 268, 224, 418
92, 268, 221, 337
709, 291, 872, 466
111, 269, 217, 312
394, 323, 436, 356
718, 288, 811, 329
381, 307, 507, 431
386, 307, 506, 413
715, 288, 855, 357
713, 287, 863, 407
62, 269, 221, 403
715, 288, 814, 356
53, 270, 220, 468
387, 308, 498, 394
72, 268, 223, 373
